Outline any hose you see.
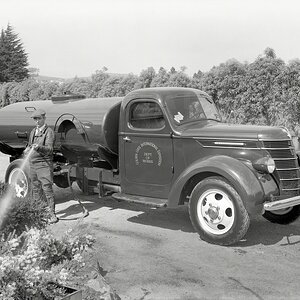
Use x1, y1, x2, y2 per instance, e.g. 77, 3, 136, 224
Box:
66, 164, 89, 218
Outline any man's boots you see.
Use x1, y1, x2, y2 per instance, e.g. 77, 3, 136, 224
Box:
49, 212, 59, 224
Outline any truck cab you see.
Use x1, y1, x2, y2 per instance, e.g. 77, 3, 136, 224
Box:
1, 87, 300, 245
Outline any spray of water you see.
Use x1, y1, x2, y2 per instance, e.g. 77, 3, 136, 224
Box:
0, 147, 35, 229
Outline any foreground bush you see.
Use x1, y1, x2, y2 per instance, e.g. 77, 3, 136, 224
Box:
0, 227, 94, 299
0, 183, 49, 237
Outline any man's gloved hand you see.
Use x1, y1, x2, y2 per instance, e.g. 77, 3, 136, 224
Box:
23, 147, 30, 156
23, 144, 39, 157
31, 144, 39, 152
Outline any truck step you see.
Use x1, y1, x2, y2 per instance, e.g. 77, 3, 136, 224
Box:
112, 193, 167, 208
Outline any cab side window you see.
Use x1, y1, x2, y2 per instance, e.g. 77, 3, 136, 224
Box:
130, 102, 165, 129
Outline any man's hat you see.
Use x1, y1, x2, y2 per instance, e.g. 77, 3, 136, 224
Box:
31, 109, 46, 118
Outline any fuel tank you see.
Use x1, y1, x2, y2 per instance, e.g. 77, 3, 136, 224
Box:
0, 95, 122, 159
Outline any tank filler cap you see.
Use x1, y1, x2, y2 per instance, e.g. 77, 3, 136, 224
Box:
51, 93, 86, 102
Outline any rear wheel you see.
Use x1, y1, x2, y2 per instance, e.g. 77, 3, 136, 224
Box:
263, 206, 300, 224
189, 177, 250, 245
5, 159, 30, 199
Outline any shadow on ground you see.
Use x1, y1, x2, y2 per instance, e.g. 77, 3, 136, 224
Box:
54, 185, 300, 247
235, 216, 300, 247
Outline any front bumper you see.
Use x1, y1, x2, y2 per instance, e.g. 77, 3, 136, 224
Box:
264, 195, 300, 211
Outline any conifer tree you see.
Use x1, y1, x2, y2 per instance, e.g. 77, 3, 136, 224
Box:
0, 24, 29, 82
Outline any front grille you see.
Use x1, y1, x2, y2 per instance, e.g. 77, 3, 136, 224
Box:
275, 160, 299, 169
267, 149, 294, 159
262, 140, 300, 196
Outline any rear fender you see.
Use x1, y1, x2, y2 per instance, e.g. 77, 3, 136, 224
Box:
168, 155, 265, 215
0, 141, 19, 156
54, 114, 86, 135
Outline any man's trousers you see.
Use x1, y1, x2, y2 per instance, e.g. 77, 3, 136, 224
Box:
29, 160, 55, 214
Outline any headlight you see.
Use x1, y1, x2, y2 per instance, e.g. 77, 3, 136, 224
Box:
252, 157, 276, 174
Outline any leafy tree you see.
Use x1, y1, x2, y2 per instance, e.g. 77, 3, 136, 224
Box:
241, 48, 285, 125
119, 73, 139, 96
151, 67, 170, 87
264, 47, 276, 59
59, 77, 92, 97
201, 59, 247, 122
0, 31, 6, 82
0, 81, 18, 105
135, 67, 156, 89
169, 67, 176, 74
99, 75, 124, 97
0, 83, 9, 107
167, 70, 191, 87
90, 69, 109, 97
28, 67, 40, 77
278, 59, 300, 131
190, 70, 203, 89
0, 24, 29, 82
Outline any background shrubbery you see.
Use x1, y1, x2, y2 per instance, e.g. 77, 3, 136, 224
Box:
1, 48, 300, 132
1, 24, 299, 131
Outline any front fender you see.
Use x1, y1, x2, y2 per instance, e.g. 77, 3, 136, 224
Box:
168, 155, 265, 215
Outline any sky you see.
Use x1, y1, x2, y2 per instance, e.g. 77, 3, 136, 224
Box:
1, 0, 300, 78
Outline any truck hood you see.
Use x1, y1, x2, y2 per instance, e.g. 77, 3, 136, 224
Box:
177, 121, 290, 140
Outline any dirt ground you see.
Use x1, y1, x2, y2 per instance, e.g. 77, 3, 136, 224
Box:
1, 153, 300, 299
50, 189, 300, 300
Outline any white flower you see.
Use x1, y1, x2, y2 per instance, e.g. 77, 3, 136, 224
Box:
58, 268, 69, 284
73, 253, 83, 263
8, 238, 19, 249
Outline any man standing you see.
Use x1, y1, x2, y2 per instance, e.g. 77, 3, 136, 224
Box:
24, 108, 58, 224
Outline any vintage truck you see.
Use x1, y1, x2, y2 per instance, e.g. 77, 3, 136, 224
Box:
0, 87, 300, 245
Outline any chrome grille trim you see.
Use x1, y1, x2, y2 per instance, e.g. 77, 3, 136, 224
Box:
261, 139, 300, 196
276, 168, 299, 171
282, 187, 300, 191
261, 147, 291, 150
270, 158, 297, 161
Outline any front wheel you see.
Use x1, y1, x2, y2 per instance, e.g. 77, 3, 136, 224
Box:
189, 177, 250, 246
5, 159, 31, 199
263, 206, 300, 224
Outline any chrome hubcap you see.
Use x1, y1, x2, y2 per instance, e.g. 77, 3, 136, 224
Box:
197, 189, 235, 235
8, 168, 28, 198
207, 204, 220, 220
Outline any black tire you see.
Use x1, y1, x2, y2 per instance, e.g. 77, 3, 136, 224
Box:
53, 174, 70, 188
5, 159, 31, 199
263, 205, 300, 224
188, 176, 250, 246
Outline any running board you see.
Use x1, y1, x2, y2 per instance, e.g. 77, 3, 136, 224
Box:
112, 193, 167, 208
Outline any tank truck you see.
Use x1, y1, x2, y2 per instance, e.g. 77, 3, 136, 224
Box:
0, 87, 300, 245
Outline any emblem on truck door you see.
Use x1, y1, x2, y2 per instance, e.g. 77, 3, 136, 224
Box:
135, 142, 162, 166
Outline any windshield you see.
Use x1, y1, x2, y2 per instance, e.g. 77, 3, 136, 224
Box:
165, 92, 221, 125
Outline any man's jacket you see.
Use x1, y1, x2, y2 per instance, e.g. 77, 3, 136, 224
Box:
28, 125, 55, 163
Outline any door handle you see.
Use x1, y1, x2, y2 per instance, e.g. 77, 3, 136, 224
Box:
123, 136, 132, 142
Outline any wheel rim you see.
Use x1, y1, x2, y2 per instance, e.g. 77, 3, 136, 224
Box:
8, 168, 29, 198
197, 189, 235, 235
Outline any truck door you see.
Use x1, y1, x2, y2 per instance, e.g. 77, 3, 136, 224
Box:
121, 99, 174, 198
